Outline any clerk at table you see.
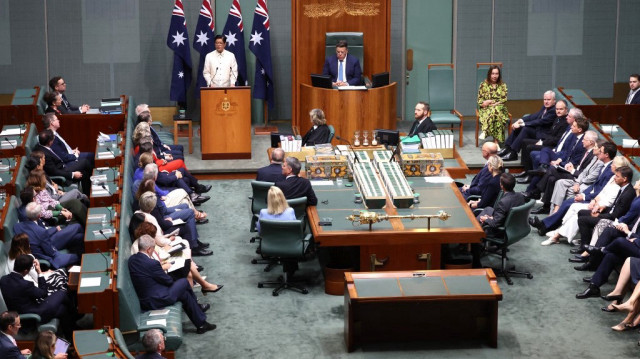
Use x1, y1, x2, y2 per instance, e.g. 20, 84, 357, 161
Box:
322, 40, 362, 87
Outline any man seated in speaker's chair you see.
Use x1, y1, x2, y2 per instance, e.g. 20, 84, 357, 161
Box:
322, 40, 362, 87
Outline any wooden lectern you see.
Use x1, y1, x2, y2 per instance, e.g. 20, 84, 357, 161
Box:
200, 86, 251, 159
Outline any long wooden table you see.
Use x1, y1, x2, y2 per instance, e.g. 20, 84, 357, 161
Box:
344, 269, 502, 351
308, 178, 484, 272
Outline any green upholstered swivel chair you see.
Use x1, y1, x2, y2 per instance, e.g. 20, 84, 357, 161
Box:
327, 125, 335, 143
475, 63, 513, 147
483, 199, 535, 285
257, 219, 313, 296
286, 196, 308, 232
427, 64, 464, 146
325, 32, 364, 84
249, 180, 275, 236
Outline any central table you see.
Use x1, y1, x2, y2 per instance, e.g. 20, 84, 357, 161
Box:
308, 179, 484, 272
344, 269, 502, 351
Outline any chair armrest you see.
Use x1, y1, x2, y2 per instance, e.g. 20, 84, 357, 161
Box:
150, 121, 164, 129
452, 109, 463, 119
472, 208, 483, 216
467, 195, 480, 201
18, 313, 42, 324
50, 176, 70, 186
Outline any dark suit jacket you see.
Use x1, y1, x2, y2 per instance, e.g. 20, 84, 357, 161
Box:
541, 115, 568, 147
13, 221, 60, 266
256, 163, 285, 182
619, 196, 640, 225
128, 252, 179, 310
322, 54, 362, 86
584, 162, 614, 201
275, 176, 318, 206
559, 133, 586, 167
483, 191, 526, 229
601, 184, 636, 220
466, 165, 491, 197
522, 105, 557, 138
408, 117, 437, 137
628, 91, 640, 105
51, 133, 76, 163
475, 173, 502, 209
35, 144, 74, 181
301, 124, 331, 146
0, 273, 48, 317
0, 334, 25, 359
59, 93, 80, 114
150, 128, 166, 160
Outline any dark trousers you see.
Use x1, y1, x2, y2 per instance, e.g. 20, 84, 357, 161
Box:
577, 210, 604, 247
521, 141, 543, 171
504, 126, 537, 152
142, 278, 206, 328
65, 158, 92, 196
592, 238, 640, 286
542, 197, 584, 230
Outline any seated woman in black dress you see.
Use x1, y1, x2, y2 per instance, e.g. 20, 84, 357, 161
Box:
43, 91, 63, 115
468, 155, 503, 210
301, 108, 330, 146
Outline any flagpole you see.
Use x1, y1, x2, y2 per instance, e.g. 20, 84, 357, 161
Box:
254, 100, 277, 135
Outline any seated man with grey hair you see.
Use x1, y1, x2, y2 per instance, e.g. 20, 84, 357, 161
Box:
13, 202, 82, 268
275, 157, 318, 206
136, 106, 184, 161
256, 147, 286, 182
129, 235, 216, 334
136, 329, 167, 359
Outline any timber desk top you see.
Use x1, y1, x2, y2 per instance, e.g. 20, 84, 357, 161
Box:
307, 179, 484, 247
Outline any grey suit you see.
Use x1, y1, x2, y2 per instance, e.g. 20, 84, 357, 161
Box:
550, 158, 604, 207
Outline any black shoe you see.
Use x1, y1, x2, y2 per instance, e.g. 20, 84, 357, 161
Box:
528, 191, 542, 200
569, 256, 588, 263
192, 248, 213, 256
601, 305, 618, 313
584, 245, 603, 254
574, 262, 593, 271
497, 147, 511, 157
531, 206, 550, 215
196, 322, 217, 334
502, 151, 518, 161
196, 218, 209, 225
197, 240, 210, 248
516, 176, 531, 184
202, 285, 224, 295
527, 168, 547, 177
576, 284, 600, 299
583, 276, 592, 283
190, 194, 211, 205
528, 216, 547, 235
570, 247, 585, 254
514, 172, 528, 178
196, 265, 204, 272
199, 303, 211, 313
601, 294, 624, 302
195, 184, 212, 194
522, 192, 532, 201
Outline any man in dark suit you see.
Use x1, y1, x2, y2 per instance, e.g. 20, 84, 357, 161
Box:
128, 235, 216, 334
0, 311, 29, 359
275, 157, 318, 206
136, 329, 167, 359
0, 255, 73, 334
498, 91, 557, 161
522, 115, 589, 200
458, 142, 498, 200
516, 100, 570, 181
43, 112, 94, 169
322, 40, 362, 87
407, 102, 437, 137
36, 129, 91, 195
576, 166, 635, 252
257, 148, 286, 182
625, 74, 640, 104
13, 202, 82, 268
49, 76, 90, 114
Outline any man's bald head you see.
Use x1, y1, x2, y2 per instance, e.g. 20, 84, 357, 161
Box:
271, 148, 285, 163
481, 142, 499, 160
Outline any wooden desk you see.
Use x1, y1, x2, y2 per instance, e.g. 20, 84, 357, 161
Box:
344, 269, 502, 352
0, 156, 21, 197
581, 104, 640, 139
0, 124, 29, 157
90, 182, 120, 208
84, 220, 118, 254
94, 142, 123, 169
309, 180, 484, 272
77, 271, 117, 328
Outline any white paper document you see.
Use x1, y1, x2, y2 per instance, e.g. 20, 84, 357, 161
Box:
622, 139, 638, 148
69, 266, 81, 273
80, 277, 102, 287
310, 180, 335, 186
0, 128, 24, 136
146, 319, 167, 327
424, 176, 454, 183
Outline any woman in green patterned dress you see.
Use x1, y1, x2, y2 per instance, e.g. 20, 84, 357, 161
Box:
477, 65, 509, 143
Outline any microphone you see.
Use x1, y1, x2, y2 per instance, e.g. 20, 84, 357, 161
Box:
101, 184, 112, 196
211, 67, 219, 86
3, 137, 15, 149
98, 229, 110, 240
389, 143, 401, 162
95, 248, 111, 272
230, 66, 237, 85
335, 136, 359, 163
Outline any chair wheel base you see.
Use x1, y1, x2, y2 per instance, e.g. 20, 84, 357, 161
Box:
251, 259, 258, 264
258, 283, 264, 288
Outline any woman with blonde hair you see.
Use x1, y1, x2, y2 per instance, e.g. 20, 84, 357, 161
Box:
257, 186, 296, 231
132, 121, 151, 148
468, 155, 503, 209
301, 108, 330, 146
32, 330, 66, 359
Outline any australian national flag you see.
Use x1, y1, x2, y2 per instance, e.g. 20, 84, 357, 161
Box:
248, 0, 274, 109
167, 0, 193, 102
193, 0, 215, 97
222, 0, 248, 86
